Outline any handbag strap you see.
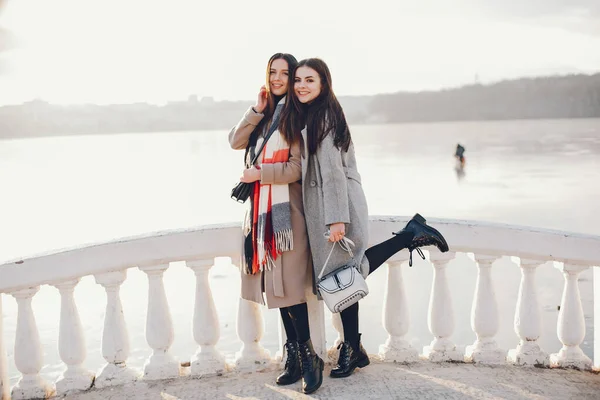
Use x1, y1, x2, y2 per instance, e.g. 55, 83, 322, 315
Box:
318, 233, 355, 280
249, 104, 283, 166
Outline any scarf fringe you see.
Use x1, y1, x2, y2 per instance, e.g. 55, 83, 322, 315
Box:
275, 229, 294, 253
260, 252, 277, 272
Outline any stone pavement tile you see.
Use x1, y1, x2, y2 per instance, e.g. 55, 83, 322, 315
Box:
60, 361, 600, 400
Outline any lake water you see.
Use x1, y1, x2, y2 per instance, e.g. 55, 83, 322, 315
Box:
1, 118, 599, 385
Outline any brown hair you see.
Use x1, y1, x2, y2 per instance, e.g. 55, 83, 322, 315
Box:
280, 58, 351, 155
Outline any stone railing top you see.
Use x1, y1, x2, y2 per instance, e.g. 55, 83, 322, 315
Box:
1, 216, 599, 293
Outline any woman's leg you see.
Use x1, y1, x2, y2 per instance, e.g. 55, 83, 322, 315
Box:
365, 231, 414, 275
280, 307, 298, 341
287, 302, 323, 394
331, 302, 370, 378
276, 306, 302, 386
287, 302, 310, 343
365, 213, 450, 274
340, 302, 360, 349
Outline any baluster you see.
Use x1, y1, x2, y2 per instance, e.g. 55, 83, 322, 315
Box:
465, 255, 505, 364
94, 270, 139, 388
52, 279, 94, 394
1, 295, 10, 400
379, 256, 418, 363
235, 297, 271, 370
423, 251, 461, 362
595, 266, 600, 371
139, 264, 180, 379
277, 308, 286, 363
187, 259, 226, 376
10, 287, 56, 400
327, 311, 344, 363
550, 262, 592, 370
507, 259, 549, 366
230, 258, 271, 371
305, 286, 327, 360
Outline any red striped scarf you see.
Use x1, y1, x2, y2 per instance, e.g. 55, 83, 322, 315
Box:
250, 128, 293, 274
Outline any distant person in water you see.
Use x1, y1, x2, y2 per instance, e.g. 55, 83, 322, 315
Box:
455, 143, 466, 167
454, 143, 466, 180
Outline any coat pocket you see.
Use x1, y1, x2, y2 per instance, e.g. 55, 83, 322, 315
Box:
344, 167, 362, 184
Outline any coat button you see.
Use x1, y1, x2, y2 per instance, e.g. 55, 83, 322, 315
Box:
310, 180, 317, 187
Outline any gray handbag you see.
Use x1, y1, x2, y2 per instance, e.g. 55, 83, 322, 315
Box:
316, 234, 369, 313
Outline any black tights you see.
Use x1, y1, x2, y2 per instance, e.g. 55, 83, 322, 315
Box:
340, 230, 414, 349
280, 302, 310, 343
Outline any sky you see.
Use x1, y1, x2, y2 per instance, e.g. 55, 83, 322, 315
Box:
0, 0, 599, 105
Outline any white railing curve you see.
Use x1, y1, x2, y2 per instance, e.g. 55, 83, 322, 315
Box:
0, 216, 599, 399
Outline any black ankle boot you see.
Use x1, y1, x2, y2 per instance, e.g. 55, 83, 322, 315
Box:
298, 339, 324, 394
276, 340, 301, 385
394, 213, 450, 266
330, 335, 370, 378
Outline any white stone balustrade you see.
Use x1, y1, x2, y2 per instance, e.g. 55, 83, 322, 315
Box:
550, 262, 593, 370
187, 259, 227, 376
139, 264, 180, 379
465, 255, 505, 364
52, 279, 94, 394
0, 217, 599, 399
9, 286, 55, 400
235, 297, 271, 370
379, 255, 418, 363
306, 286, 327, 360
508, 259, 549, 366
423, 250, 462, 362
1, 295, 10, 400
94, 270, 139, 388
328, 311, 344, 362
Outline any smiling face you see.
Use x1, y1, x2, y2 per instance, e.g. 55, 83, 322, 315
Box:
269, 58, 289, 96
294, 66, 322, 104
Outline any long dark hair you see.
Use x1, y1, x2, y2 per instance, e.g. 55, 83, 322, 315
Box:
251, 53, 299, 147
280, 58, 351, 155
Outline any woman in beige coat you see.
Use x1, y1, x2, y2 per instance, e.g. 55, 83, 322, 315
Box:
281, 58, 450, 381
228, 53, 322, 395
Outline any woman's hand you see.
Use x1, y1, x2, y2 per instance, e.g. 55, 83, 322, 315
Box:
328, 222, 346, 242
253, 86, 267, 113
240, 167, 261, 183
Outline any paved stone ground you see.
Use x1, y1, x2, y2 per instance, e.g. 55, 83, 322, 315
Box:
59, 360, 600, 400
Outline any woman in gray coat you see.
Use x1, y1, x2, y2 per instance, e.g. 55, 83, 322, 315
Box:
280, 58, 450, 379
229, 53, 323, 394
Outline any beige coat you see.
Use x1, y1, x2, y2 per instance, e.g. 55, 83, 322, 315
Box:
228, 106, 312, 309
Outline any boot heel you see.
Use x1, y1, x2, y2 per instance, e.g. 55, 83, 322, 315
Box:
412, 213, 426, 224
358, 357, 370, 368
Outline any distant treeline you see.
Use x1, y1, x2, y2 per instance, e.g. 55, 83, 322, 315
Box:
365, 73, 600, 123
1, 73, 599, 139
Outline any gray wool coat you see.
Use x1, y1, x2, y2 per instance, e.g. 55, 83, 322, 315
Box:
300, 127, 371, 293
229, 105, 312, 309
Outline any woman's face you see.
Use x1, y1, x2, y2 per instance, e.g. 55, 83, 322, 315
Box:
294, 66, 321, 104
269, 58, 289, 96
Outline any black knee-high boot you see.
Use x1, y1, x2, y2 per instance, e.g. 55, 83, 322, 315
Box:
365, 231, 414, 274
288, 303, 310, 343
331, 303, 369, 378
288, 303, 323, 394
365, 213, 450, 273
298, 338, 324, 393
276, 307, 302, 385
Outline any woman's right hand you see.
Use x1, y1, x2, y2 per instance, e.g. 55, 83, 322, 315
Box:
253, 85, 267, 113
328, 222, 346, 242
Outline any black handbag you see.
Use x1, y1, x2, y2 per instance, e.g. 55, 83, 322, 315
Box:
231, 180, 255, 203
230, 109, 282, 203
